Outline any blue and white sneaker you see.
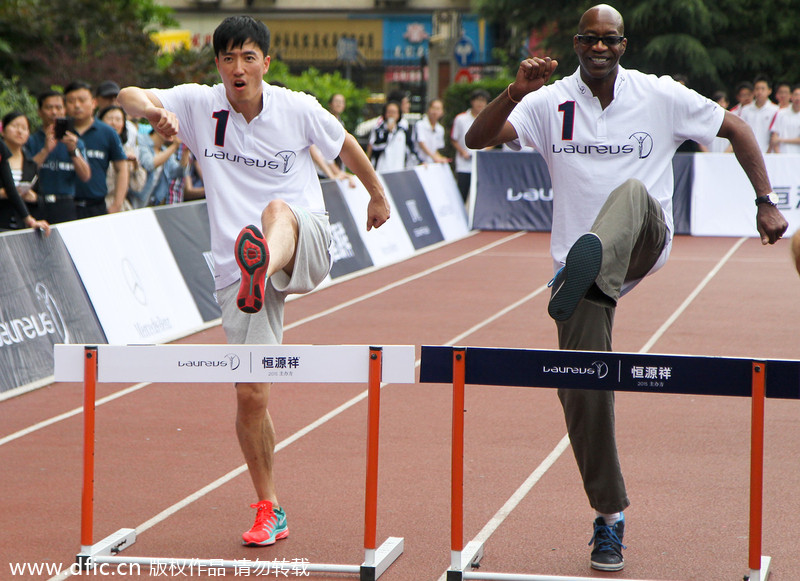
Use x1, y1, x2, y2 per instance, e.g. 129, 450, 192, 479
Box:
589, 514, 626, 571
547, 232, 603, 321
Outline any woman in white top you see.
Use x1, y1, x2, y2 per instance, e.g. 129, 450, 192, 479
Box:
366, 101, 414, 172
414, 99, 449, 164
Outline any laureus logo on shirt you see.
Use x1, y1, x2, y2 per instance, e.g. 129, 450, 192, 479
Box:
203, 148, 297, 174
551, 131, 653, 158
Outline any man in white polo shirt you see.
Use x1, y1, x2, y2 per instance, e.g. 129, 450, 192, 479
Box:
466, 3, 787, 572
119, 15, 390, 548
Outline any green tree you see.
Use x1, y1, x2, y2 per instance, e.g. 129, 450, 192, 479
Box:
473, 0, 799, 97
0, 0, 176, 95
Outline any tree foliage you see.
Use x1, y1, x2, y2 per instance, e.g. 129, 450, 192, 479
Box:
473, 0, 800, 97
0, 0, 176, 95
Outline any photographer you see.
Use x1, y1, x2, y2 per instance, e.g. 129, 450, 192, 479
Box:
24, 90, 91, 224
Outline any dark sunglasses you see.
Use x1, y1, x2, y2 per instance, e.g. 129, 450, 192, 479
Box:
575, 35, 625, 46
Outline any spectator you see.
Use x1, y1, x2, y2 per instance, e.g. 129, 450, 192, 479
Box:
95, 80, 138, 150
414, 99, 449, 164
181, 148, 205, 201
366, 101, 414, 172
774, 81, 792, 109
97, 105, 147, 211
451, 88, 490, 202
135, 128, 182, 207
0, 137, 50, 233
769, 84, 800, 154
24, 90, 91, 224
740, 75, 779, 153
730, 81, 754, 116
327, 93, 346, 125
0, 111, 38, 226
65, 81, 129, 218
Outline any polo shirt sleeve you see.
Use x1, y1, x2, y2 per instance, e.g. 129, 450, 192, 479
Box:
150, 84, 202, 155
667, 78, 725, 148
109, 127, 127, 162
508, 91, 548, 152
303, 94, 345, 161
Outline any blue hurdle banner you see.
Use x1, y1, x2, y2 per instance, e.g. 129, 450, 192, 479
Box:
419, 345, 800, 400
420, 346, 781, 581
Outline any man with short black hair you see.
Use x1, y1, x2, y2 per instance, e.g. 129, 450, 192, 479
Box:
65, 81, 128, 217
119, 15, 390, 547
24, 90, 91, 223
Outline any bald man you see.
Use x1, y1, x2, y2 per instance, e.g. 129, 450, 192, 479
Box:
467, 3, 787, 572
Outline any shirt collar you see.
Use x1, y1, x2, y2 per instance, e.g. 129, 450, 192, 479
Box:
574, 65, 627, 101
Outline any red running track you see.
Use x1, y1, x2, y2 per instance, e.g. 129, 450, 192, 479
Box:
1, 231, 799, 581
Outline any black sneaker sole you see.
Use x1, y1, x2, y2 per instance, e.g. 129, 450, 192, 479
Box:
590, 559, 625, 572
548, 233, 603, 322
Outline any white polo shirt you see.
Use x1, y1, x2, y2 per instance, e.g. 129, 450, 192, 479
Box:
770, 106, 800, 154
414, 116, 445, 163
740, 100, 779, 152
451, 110, 479, 173
508, 66, 724, 271
152, 82, 345, 290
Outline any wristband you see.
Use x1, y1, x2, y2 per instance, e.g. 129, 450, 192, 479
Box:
506, 83, 521, 104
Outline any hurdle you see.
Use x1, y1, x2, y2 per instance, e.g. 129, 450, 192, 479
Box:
54, 343, 416, 580
419, 345, 800, 581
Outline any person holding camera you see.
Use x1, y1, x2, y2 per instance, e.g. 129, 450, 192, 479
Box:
24, 90, 91, 224
63, 81, 128, 219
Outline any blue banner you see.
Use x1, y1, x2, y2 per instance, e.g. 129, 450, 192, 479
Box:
419, 346, 800, 400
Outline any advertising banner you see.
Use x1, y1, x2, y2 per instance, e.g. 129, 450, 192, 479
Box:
379, 169, 444, 250
321, 180, 374, 278
692, 153, 800, 237
414, 163, 470, 241
0, 230, 104, 395
338, 176, 415, 268
153, 201, 220, 322
473, 150, 553, 231
57, 210, 204, 344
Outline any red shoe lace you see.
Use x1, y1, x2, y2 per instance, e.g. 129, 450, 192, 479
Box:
250, 501, 276, 530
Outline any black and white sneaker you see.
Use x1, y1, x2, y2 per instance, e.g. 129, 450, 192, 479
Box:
589, 515, 626, 572
547, 232, 603, 321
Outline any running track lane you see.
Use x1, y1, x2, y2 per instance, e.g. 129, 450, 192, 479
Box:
1, 232, 798, 581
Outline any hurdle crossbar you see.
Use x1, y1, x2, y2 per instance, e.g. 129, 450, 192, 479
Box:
418, 346, 800, 581
55, 343, 416, 580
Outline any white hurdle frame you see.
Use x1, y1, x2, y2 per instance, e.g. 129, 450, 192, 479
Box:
54, 343, 416, 581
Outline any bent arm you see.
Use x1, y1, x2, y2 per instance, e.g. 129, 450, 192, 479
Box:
118, 87, 178, 138
338, 133, 390, 230
718, 111, 788, 244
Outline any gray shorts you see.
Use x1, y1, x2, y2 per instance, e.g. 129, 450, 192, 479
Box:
216, 206, 332, 345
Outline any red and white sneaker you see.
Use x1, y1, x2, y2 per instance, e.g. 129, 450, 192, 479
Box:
242, 500, 289, 546
234, 225, 269, 314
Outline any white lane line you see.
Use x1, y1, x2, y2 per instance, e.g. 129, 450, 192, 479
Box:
3, 232, 527, 448
436, 236, 746, 580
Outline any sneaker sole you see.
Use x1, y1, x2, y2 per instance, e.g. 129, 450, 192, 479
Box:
235, 225, 269, 314
242, 528, 289, 547
590, 559, 624, 572
548, 233, 603, 322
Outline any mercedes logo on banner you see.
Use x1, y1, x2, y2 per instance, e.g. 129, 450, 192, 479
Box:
121, 258, 147, 305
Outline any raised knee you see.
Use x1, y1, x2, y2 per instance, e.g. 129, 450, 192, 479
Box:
262, 199, 292, 222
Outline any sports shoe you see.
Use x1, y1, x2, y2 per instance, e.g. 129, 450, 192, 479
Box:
242, 500, 289, 546
235, 225, 269, 314
547, 232, 603, 322
589, 515, 626, 571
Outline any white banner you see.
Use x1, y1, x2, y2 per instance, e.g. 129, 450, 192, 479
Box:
54, 344, 416, 384
339, 176, 415, 268
691, 153, 800, 237
414, 163, 470, 241
57, 210, 204, 344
